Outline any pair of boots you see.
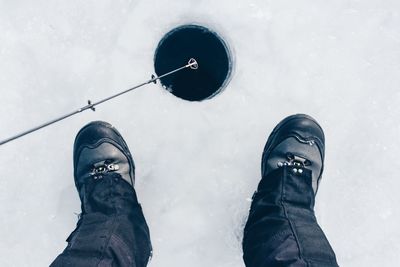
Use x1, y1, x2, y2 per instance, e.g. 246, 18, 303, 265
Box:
51, 114, 338, 267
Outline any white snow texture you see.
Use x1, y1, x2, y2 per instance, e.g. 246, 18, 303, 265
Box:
0, 1, 399, 266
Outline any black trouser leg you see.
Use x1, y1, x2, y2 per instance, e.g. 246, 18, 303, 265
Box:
51, 174, 152, 267
243, 166, 338, 267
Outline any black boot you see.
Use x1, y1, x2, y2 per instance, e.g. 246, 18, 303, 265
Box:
51, 121, 152, 267
73, 121, 136, 214
243, 114, 338, 267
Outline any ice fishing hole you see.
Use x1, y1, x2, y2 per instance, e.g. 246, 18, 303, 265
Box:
154, 24, 232, 101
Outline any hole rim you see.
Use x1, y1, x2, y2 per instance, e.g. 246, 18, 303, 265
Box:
153, 24, 234, 102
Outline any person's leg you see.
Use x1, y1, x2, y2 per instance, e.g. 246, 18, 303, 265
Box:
51, 121, 152, 267
243, 114, 338, 267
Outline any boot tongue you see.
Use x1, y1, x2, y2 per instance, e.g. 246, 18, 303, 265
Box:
75, 143, 134, 188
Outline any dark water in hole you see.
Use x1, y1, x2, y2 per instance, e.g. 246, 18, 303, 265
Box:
154, 25, 231, 101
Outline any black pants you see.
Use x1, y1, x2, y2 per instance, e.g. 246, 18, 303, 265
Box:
51, 173, 152, 267
243, 166, 338, 267
52, 169, 337, 267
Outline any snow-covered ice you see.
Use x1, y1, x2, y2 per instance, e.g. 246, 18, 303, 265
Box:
1, 0, 400, 266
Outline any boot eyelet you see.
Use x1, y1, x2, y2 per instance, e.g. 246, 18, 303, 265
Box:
90, 161, 120, 177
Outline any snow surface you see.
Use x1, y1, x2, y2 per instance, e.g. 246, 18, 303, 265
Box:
1, 0, 400, 266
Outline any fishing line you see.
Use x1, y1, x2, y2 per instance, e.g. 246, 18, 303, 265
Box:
0, 58, 199, 146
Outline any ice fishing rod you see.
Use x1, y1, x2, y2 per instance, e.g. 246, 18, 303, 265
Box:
0, 58, 199, 146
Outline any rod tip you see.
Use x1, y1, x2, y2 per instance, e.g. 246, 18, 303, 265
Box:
188, 58, 199, 70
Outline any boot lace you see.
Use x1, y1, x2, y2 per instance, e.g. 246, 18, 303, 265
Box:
90, 160, 120, 179
278, 153, 311, 168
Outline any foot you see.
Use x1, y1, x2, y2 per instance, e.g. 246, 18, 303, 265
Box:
73, 121, 135, 198
261, 114, 325, 194
242, 115, 337, 267
51, 121, 153, 267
